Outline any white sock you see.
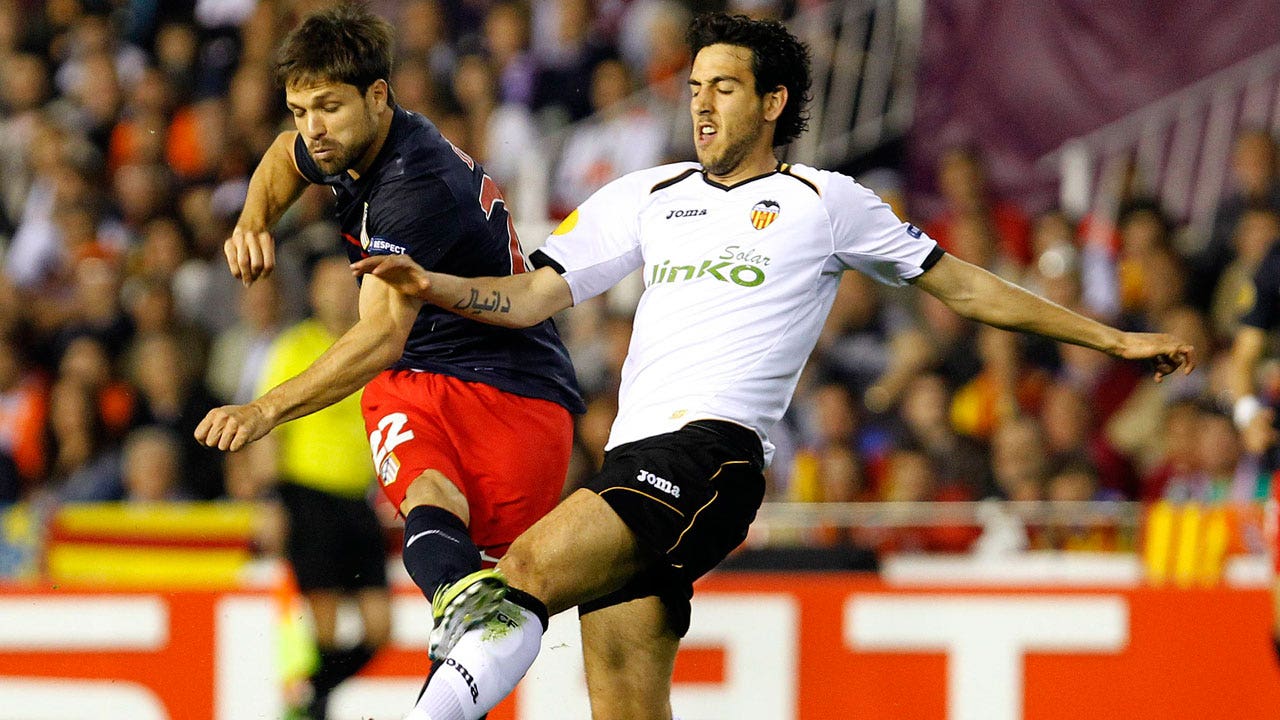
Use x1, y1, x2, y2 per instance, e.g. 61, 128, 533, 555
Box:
406, 599, 545, 720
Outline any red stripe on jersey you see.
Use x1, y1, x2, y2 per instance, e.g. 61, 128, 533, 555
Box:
341, 232, 367, 256
508, 216, 527, 274
478, 174, 527, 274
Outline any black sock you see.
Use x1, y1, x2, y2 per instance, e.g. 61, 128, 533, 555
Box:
505, 586, 550, 633
402, 505, 481, 599
308, 644, 378, 718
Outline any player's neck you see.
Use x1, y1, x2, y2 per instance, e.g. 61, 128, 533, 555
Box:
347, 108, 395, 180
704, 147, 779, 187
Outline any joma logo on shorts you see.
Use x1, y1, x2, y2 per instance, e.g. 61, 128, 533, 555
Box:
636, 469, 680, 498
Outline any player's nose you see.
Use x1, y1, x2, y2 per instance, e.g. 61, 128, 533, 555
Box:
305, 113, 326, 138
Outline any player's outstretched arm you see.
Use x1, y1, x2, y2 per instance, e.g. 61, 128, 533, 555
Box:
226, 131, 309, 285
1229, 325, 1276, 452
913, 253, 1195, 382
195, 273, 420, 452
350, 254, 573, 328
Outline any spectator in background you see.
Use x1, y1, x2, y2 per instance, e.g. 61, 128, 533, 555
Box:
530, 0, 615, 123
551, 57, 666, 216
49, 47, 124, 154
1040, 458, 1120, 551
390, 56, 444, 119
242, 255, 391, 720
990, 415, 1048, 501
45, 256, 132, 361
42, 377, 122, 503
51, 12, 146, 100
812, 269, 921, 406
863, 446, 977, 553
788, 382, 884, 508
206, 274, 289, 404
1198, 129, 1280, 311
915, 286, 983, 389
895, 371, 991, 499
125, 331, 222, 499
152, 21, 199, 105
617, 0, 691, 102
482, 0, 536, 106
1161, 409, 1246, 503
1114, 200, 1178, 322
119, 425, 187, 503
450, 52, 538, 197
0, 53, 51, 233
1039, 383, 1137, 499
1210, 204, 1280, 338
56, 333, 136, 442
127, 215, 191, 285
108, 64, 175, 173
399, 0, 457, 90
6, 122, 104, 292
0, 330, 47, 500
926, 145, 1032, 270
227, 63, 280, 158
1139, 398, 1203, 501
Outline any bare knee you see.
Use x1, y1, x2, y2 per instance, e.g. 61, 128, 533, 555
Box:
497, 538, 556, 603
399, 469, 469, 524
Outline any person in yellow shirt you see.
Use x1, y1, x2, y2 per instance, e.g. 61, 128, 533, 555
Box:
258, 255, 391, 720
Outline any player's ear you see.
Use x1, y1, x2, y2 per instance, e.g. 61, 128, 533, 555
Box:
368, 79, 389, 112
763, 85, 787, 123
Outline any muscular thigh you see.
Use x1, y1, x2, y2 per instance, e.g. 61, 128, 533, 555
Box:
579, 420, 765, 637
587, 420, 765, 581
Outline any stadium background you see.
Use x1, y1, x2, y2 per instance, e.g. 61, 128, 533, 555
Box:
1, 0, 1280, 717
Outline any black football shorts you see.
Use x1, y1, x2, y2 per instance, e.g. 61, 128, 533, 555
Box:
277, 481, 389, 593
579, 419, 765, 636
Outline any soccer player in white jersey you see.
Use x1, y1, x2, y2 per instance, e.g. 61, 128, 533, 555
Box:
353, 13, 1196, 720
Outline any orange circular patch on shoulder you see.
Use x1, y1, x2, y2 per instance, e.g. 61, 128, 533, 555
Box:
552, 209, 579, 235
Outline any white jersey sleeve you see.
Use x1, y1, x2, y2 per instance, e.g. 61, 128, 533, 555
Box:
532, 171, 650, 305
823, 172, 941, 286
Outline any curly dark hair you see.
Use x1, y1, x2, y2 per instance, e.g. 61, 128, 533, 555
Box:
275, 1, 394, 92
687, 13, 813, 147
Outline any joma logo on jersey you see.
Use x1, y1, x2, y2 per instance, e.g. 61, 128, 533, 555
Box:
636, 469, 680, 498
649, 258, 766, 288
666, 208, 707, 219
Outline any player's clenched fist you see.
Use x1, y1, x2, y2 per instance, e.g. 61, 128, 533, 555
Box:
194, 403, 272, 452
224, 225, 277, 285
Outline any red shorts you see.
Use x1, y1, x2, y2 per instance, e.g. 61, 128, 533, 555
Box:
361, 369, 573, 561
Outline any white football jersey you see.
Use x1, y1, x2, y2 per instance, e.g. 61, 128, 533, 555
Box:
534, 161, 941, 464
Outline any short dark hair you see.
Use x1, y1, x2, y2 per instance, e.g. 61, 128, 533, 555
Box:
687, 13, 812, 147
275, 2, 394, 92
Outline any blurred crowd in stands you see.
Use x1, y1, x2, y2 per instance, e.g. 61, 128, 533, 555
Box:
0, 0, 1278, 558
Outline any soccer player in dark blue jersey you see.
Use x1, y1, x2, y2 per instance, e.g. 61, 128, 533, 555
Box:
195, 4, 584, 717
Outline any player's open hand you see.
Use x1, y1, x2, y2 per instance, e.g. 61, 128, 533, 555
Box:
350, 254, 432, 299
224, 225, 277, 286
194, 403, 273, 452
1115, 332, 1196, 382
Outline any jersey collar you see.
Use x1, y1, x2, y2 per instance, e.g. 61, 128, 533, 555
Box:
700, 161, 784, 191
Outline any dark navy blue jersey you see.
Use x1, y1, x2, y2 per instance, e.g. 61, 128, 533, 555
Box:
294, 107, 585, 413
1242, 241, 1280, 332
